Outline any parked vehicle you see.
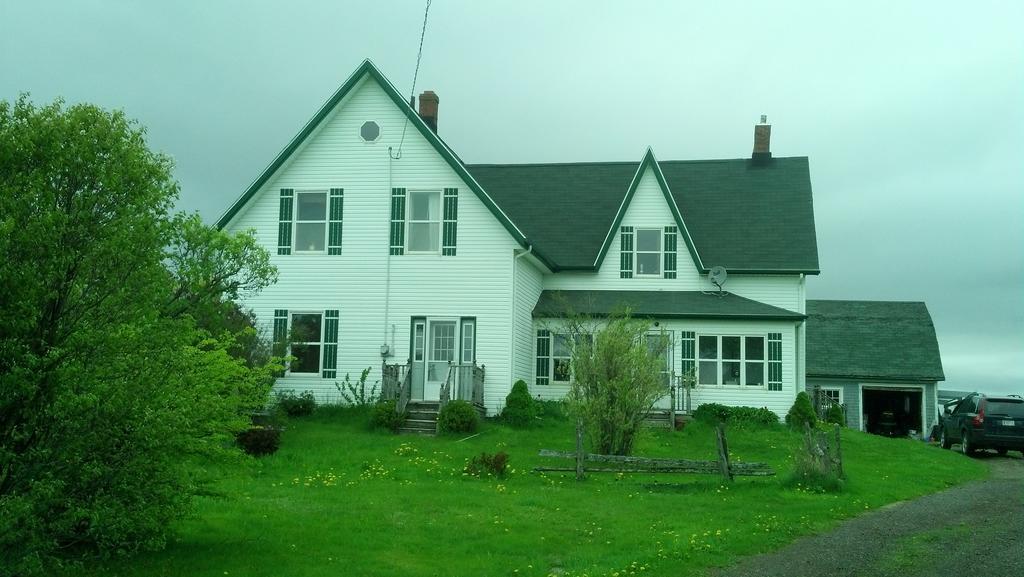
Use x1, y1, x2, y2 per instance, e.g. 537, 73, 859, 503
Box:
939, 393, 1024, 456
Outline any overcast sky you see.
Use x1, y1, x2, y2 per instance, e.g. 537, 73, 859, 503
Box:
3, 1, 1021, 394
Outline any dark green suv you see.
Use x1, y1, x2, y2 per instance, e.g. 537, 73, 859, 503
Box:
939, 393, 1024, 456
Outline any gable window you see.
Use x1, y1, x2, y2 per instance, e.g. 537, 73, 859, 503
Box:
697, 335, 767, 387
407, 190, 441, 253
360, 120, 380, 142
294, 191, 328, 252
290, 312, 323, 374
635, 228, 662, 276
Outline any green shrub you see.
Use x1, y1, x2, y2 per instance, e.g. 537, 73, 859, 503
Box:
785, 391, 818, 429
825, 404, 846, 426
536, 399, 568, 421
370, 400, 407, 433
501, 380, 537, 427
276, 390, 317, 417
437, 400, 479, 434
335, 367, 379, 407
464, 451, 510, 479
236, 426, 281, 456
692, 403, 733, 423
729, 406, 780, 427
692, 404, 778, 427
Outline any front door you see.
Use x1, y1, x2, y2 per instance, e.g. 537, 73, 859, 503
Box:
424, 319, 457, 400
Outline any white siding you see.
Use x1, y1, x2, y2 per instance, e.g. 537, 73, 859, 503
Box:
532, 317, 800, 417
225, 76, 520, 410
512, 256, 545, 403
542, 167, 802, 311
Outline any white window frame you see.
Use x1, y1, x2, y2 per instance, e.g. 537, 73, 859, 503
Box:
696, 334, 768, 388
359, 120, 381, 143
406, 189, 442, 254
821, 387, 843, 406
292, 190, 329, 253
288, 311, 324, 375
634, 228, 663, 277
551, 333, 573, 384
461, 319, 476, 364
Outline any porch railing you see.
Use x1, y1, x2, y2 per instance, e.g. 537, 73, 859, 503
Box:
381, 359, 485, 412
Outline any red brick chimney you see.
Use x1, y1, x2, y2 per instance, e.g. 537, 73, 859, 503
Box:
752, 115, 771, 164
418, 91, 438, 133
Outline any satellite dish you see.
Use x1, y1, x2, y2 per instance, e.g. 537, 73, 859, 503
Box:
708, 266, 728, 290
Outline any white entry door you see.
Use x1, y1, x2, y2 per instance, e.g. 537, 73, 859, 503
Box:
424, 319, 457, 400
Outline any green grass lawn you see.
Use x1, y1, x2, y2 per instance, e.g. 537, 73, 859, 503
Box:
76, 409, 986, 577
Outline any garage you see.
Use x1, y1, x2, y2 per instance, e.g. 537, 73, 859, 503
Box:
861, 387, 923, 437
806, 300, 945, 438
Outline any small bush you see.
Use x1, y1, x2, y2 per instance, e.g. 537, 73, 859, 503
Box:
729, 406, 780, 427
236, 426, 281, 456
692, 403, 733, 423
785, 392, 817, 429
275, 390, 317, 417
437, 400, 479, 434
464, 451, 510, 479
536, 399, 568, 421
501, 380, 537, 428
335, 367, 379, 407
692, 404, 778, 427
370, 400, 407, 433
825, 404, 846, 426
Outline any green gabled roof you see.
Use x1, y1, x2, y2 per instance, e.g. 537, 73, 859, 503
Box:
806, 300, 945, 382
213, 60, 558, 268
468, 156, 819, 273
533, 290, 806, 321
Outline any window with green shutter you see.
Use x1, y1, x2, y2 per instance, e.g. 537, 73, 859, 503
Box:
327, 189, 343, 255
619, 226, 634, 278
442, 188, 458, 256
277, 189, 294, 255
390, 188, 406, 255
680, 330, 695, 381
322, 310, 339, 378
535, 329, 550, 386
663, 226, 677, 279
273, 309, 288, 357
767, 332, 783, 391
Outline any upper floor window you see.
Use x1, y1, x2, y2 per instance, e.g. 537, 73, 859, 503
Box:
360, 121, 380, 142
407, 190, 441, 253
277, 188, 343, 256
294, 191, 328, 252
635, 228, 662, 276
619, 225, 676, 278
391, 187, 458, 256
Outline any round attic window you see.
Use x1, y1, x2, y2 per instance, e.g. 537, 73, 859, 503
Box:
360, 121, 380, 142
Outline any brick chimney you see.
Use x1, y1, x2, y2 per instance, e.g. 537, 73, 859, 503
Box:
418, 90, 438, 133
752, 115, 771, 164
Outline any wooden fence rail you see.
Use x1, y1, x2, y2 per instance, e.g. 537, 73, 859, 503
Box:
535, 423, 774, 481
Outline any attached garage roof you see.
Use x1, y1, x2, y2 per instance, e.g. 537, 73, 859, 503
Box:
534, 290, 805, 321
806, 300, 945, 382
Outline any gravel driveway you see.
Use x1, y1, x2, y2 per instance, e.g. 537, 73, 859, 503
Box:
709, 451, 1024, 577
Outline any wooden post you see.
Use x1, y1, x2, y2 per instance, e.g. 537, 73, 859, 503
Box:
833, 424, 844, 479
669, 381, 677, 431
715, 423, 733, 482
575, 419, 585, 481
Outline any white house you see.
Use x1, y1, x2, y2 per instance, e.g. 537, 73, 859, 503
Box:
218, 59, 832, 419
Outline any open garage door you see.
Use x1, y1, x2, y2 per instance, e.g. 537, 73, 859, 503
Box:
862, 387, 922, 437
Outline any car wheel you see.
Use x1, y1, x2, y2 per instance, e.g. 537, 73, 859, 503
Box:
940, 429, 952, 449
961, 430, 974, 455
997, 448, 1008, 456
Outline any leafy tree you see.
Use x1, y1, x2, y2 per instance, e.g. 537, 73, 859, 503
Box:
563, 311, 666, 456
0, 97, 279, 574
